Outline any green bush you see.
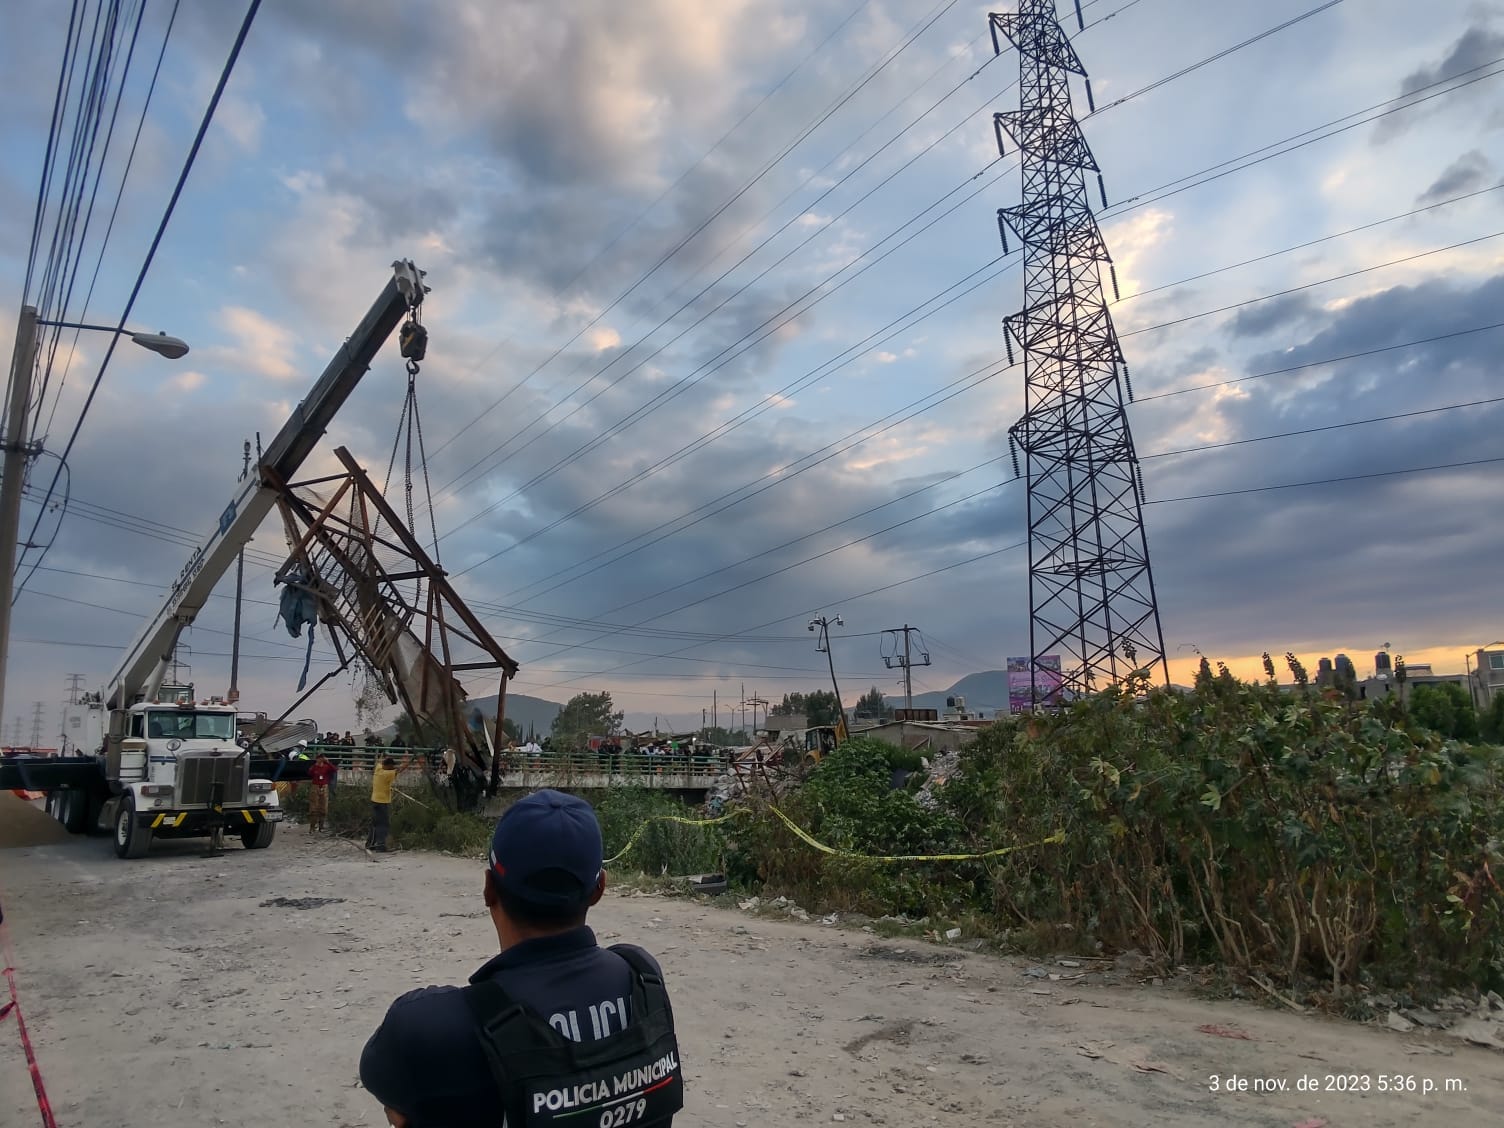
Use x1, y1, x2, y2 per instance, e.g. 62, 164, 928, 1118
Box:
939, 680, 1504, 999
725, 739, 976, 917
593, 786, 724, 877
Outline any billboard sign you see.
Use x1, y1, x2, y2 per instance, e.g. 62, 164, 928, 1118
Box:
1008, 655, 1063, 713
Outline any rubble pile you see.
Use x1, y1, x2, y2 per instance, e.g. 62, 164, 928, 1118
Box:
913, 749, 964, 810
1376, 991, 1504, 1049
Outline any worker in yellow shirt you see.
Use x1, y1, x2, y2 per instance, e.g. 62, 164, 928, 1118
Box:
366, 751, 420, 852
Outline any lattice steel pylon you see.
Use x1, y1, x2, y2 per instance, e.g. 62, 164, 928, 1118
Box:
990, 1, 1168, 700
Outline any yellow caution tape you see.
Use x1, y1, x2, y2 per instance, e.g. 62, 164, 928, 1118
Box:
604, 811, 745, 865
766, 804, 1065, 863
603, 804, 1064, 866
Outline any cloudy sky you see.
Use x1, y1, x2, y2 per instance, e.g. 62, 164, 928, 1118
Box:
1, 0, 1500, 738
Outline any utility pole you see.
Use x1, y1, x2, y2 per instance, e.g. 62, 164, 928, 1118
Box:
228, 439, 252, 703
0, 307, 185, 734
809, 614, 850, 741
744, 693, 768, 733
882, 625, 932, 712
0, 306, 40, 741
712, 688, 717, 732
990, 2, 1168, 699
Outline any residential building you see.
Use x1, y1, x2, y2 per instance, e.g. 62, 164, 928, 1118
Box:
1470, 643, 1504, 707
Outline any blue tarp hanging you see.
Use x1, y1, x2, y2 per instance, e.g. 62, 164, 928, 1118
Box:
277, 569, 320, 691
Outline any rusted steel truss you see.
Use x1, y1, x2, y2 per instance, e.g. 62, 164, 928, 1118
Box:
269, 446, 518, 798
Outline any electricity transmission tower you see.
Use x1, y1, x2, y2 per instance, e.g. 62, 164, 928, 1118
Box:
881, 625, 931, 711
29, 700, 44, 747
990, 0, 1168, 701
65, 673, 85, 704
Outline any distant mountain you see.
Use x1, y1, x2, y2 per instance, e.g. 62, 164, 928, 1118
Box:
905, 670, 1010, 715
464, 692, 564, 740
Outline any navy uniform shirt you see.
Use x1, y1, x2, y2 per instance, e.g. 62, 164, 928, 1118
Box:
360, 926, 660, 1126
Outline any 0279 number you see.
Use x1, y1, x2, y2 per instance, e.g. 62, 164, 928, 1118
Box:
600, 1098, 648, 1128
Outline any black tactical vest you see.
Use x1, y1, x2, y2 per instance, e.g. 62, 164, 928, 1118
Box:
462, 944, 683, 1128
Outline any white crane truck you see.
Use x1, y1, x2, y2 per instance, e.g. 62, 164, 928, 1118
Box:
1, 260, 427, 857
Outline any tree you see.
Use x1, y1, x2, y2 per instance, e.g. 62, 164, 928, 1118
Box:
771, 692, 807, 717
803, 689, 841, 727
855, 685, 892, 720
551, 692, 624, 752
771, 689, 842, 727
1481, 693, 1504, 743
1409, 682, 1478, 741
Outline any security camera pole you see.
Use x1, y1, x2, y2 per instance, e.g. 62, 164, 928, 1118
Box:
809, 614, 849, 743
0, 307, 189, 732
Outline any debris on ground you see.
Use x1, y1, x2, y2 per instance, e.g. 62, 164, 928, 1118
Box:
258, 896, 346, 910
913, 750, 963, 810
1196, 1023, 1253, 1040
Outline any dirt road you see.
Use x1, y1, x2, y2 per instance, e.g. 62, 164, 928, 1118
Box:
2, 815, 1502, 1127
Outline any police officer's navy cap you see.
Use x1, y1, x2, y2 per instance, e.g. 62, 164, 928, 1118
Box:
489, 789, 603, 908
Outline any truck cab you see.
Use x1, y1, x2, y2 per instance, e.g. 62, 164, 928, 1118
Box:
105, 691, 280, 858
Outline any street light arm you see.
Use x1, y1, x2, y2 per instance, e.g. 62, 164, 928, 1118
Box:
32, 317, 190, 360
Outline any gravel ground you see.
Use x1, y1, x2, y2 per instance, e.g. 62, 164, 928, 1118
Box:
2, 801, 1502, 1127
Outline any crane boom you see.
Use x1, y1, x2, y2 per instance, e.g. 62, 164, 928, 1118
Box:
105, 260, 426, 708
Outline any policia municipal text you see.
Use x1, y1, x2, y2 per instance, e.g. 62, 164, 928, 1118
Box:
360, 790, 684, 1126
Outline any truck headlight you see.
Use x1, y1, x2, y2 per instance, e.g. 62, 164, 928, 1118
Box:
248, 780, 274, 793
141, 784, 173, 798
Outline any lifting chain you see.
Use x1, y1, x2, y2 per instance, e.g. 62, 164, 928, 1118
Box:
383, 304, 442, 577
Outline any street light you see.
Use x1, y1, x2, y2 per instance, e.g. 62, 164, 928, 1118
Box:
0, 306, 191, 739
35, 318, 191, 360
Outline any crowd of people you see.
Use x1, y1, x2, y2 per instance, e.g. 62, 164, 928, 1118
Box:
507, 736, 727, 774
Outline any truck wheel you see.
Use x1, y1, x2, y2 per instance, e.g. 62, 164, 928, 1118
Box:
239, 820, 275, 850
60, 790, 88, 835
85, 790, 108, 836
114, 795, 152, 859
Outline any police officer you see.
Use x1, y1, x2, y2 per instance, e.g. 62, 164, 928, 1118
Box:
359, 789, 683, 1127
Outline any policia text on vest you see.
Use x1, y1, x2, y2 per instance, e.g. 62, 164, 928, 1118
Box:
359, 791, 683, 1127
464, 943, 683, 1128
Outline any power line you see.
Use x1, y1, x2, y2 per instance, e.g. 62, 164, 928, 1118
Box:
1120, 230, 1504, 339
14, 0, 264, 605
1102, 55, 1504, 220
1132, 321, 1504, 403
1114, 181, 1504, 306
572, 389, 1504, 644
508, 451, 1504, 697
31, 0, 149, 435
1145, 456, 1504, 505
1087, 0, 1344, 117
434, 0, 876, 457
496, 357, 1013, 605
476, 308, 1503, 673
1141, 396, 1504, 461
432, 19, 1477, 579
28, 318, 1498, 666
36, 0, 183, 446
428, 0, 1320, 542
429, 54, 1014, 519
431, 0, 969, 461
496, 186, 1501, 608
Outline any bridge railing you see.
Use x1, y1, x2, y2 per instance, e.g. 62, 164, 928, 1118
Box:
291, 744, 731, 779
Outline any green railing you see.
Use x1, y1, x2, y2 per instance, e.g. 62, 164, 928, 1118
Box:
295, 745, 729, 778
